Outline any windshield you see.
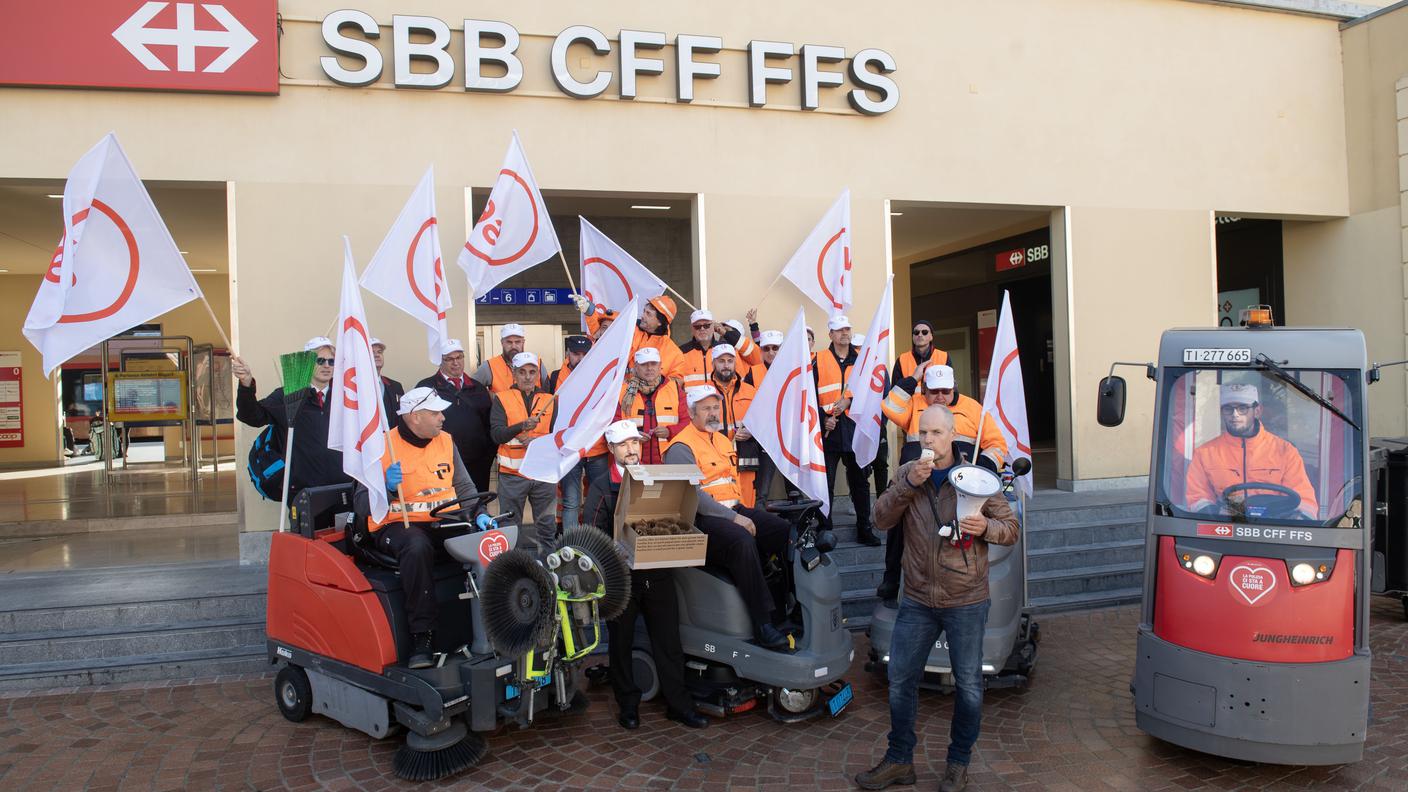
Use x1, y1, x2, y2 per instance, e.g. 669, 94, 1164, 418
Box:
1155, 367, 1361, 525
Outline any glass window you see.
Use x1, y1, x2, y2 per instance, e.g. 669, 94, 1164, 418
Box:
1155, 367, 1360, 525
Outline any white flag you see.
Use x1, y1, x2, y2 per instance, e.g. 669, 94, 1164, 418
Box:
578, 217, 667, 314
457, 132, 562, 296
330, 237, 391, 522
847, 277, 893, 468
743, 308, 830, 515
360, 166, 452, 364
23, 133, 201, 375
520, 299, 641, 483
980, 291, 1033, 497
780, 189, 852, 319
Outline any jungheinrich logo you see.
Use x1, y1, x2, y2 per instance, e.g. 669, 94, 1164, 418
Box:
1252, 633, 1333, 645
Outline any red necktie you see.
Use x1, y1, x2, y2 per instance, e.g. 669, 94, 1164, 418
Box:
313, 390, 324, 409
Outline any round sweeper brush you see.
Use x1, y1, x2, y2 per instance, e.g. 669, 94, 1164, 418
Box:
560, 527, 632, 621
392, 719, 487, 782
481, 549, 557, 657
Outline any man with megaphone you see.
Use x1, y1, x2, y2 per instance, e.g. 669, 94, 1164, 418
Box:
856, 405, 1019, 792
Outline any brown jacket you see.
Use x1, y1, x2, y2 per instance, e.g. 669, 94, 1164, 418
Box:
874, 460, 1020, 609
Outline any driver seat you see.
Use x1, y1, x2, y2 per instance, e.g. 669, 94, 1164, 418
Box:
347, 486, 401, 569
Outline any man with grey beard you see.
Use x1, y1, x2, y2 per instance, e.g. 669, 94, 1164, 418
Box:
663, 386, 791, 650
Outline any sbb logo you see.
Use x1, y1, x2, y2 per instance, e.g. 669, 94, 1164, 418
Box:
995, 243, 1049, 272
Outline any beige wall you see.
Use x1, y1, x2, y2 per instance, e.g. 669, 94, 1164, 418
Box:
0, 0, 1367, 495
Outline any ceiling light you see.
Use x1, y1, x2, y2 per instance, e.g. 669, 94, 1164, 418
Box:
0, 269, 9, 273
890, 212, 904, 217
47, 194, 63, 199
190, 268, 217, 273
630, 205, 671, 211
179, 250, 189, 254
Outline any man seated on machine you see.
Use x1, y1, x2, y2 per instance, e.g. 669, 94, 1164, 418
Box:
582, 420, 709, 731
663, 386, 792, 650
1186, 383, 1318, 519
369, 386, 494, 669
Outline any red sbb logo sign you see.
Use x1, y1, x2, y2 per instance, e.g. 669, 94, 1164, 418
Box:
0, 1, 278, 94
1197, 523, 1234, 538
996, 248, 1025, 272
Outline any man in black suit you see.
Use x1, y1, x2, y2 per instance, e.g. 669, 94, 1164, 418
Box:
415, 338, 494, 492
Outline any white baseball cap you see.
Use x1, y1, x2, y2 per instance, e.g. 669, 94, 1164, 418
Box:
634, 347, 661, 365
500, 323, 526, 340
710, 343, 737, 361
398, 386, 452, 415
604, 419, 645, 444
1220, 383, 1259, 407
723, 319, 745, 335
369, 337, 385, 349
685, 385, 721, 408
852, 333, 867, 347
690, 309, 714, 325
439, 339, 464, 356
303, 336, 334, 352
512, 352, 539, 369
759, 330, 784, 347
827, 315, 852, 331
925, 364, 955, 390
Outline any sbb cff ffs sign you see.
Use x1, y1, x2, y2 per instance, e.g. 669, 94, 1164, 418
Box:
995, 243, 1050, 272
0, 1, 277, 94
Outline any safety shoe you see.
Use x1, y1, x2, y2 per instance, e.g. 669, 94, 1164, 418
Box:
617, 707, 640, 730
755, 623, 791, 651
856, 527, 882, 547
854, 759, 916, 790
938, 761, 968, 792
666, 708, 709, 729
408, 632, 434, 669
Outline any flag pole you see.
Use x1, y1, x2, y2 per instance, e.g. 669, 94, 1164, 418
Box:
384, 435, 414, 533
662, 283, 699, 313
197, 291, 235, 352
555, 250, 579, 295
754, 268, 789, 311
969, 410, 988, 466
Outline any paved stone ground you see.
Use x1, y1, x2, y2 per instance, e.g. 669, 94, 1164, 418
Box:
1, 597, 1404, 791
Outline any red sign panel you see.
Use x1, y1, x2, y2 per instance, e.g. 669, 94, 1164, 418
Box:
0, 352, 21, 449
1196, 523, 1235, 538
995, 248, 1026, 272
0, 1, 278, 95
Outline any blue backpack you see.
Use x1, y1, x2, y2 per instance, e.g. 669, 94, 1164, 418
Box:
247, 424, 286, 500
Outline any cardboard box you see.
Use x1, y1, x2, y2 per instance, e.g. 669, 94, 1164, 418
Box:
614, 464, 709, 569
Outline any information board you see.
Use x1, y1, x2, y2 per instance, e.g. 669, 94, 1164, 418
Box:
0, 351, 22, 448
107, 371, 189, 423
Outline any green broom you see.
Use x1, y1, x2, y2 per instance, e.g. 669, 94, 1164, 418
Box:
277, 350, 319, 533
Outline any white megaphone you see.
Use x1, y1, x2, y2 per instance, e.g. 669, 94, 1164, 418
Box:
948, 464, 1001, 522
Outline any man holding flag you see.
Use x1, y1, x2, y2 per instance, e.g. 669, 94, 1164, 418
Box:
815, 315, 880, 546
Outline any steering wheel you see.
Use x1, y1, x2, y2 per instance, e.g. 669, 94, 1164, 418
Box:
1220, 482, 1302, 519
428, 492, 498, 522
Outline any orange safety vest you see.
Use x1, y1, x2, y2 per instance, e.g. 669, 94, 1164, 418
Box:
496, 388, 555, 477
552, 363, 607, 458
881, 389, 1007, 467
681, 337, 763, 388
621, 379, 682, 457
666, 423, 743, 507
488, 354, 544, 394
744, 362, 769, 388
713, 375, 756, 438
815, 346, 854, 413
896, 348, 949, 381
1185, 425, 1318, 516
370, 431, 457, 531
630, 328, 688, 381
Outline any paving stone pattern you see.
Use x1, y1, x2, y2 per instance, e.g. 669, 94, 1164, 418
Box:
1, 598, 1405, 791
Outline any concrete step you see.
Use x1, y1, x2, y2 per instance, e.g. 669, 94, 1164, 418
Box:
827, 540, 888, 567
1024, 500, 1144, 529
0, 592, 267, 634
1028, 587, 1143, 613
0, 511, 241, 539
1027, 561, 1144, 599
1027, 539, 1145, 573
842, 588, 880, 624
0, 644, 269, 691
1024, 517, 1145, 550
0, 618, 265, 665
839, 562, 887, 592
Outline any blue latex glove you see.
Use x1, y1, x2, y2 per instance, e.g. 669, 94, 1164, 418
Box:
475, 513, 497, 531
385, 462, 402, 492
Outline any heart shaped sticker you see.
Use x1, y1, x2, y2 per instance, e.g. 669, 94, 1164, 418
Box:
478, 531, 509, 566
1229, 564, 1277, 606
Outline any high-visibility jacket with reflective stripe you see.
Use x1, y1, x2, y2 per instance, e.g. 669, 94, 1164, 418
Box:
665, 423, 742, 506
1185, 425, 1318, 516
895, 347, 949, 382
814, 346, 855, 413
680, 335, 764, 387
713, 375, 756, 439
744, 362, 769, 389
881, 389, 1007, 467
495, 389, 555, 477
370, 431, 456, 531
550, 363, 607, 458
621, 379, 682, 461
488, 354, 543, 395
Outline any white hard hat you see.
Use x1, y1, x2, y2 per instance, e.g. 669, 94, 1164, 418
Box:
369, 337, 385, 349
634, 347, 661, 365
511, 352, 540, 369
500, 323, 526, 340
710, 343, 737, 361
303, 336, 334, 352
827, 315, 852, 331
604, 419, 645, 445
1220, 383, 1259, 406
399, 386, 452, 415
925, 364, 955, 390
759, 330, 784, 347
685, 385, 721, 408
439, 338, 464, 355
723, 319, 745, 335
690, 309, 714, 325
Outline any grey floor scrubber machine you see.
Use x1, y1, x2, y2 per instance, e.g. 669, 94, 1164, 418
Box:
865, 458, 1038, 691
621, 493, 857, 721
267, 486, 630, 782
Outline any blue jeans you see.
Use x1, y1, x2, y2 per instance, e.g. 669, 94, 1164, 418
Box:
884, 598, 990, 767
561, 454, 609, 534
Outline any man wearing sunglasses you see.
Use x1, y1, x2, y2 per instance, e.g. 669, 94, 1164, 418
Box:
233, 336, 351, 498
892, 320, 949, 385
1185, 383, 1318, 519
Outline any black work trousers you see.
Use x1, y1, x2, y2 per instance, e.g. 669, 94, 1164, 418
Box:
824, 450, 872, 532
376, 521, 437, 635
881, 441, 925, 592
694, 505, 791, 626
607, 569, 694, 714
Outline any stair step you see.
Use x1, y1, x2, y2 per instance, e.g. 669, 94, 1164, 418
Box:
1024, 502, 1145, 529
1026, 539, 1145, 572
0, 644, 270, 691
1027, 587, 1143, 613
827, 541, 888, 567
1027, 561, 1144, 598
1024, 517, 1146, 550
839, 562, 888, 590
0, 593, 267, 634
0, 618, 265, 665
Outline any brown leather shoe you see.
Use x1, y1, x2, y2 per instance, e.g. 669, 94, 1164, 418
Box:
854, 759, 916, 790
938, 761, 968, 792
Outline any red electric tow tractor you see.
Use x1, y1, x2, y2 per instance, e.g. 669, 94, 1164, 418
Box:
264, 484, 630, 782
1099, 307, 1375, 764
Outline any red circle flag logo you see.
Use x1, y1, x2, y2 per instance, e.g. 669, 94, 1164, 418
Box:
56, 200, 142, 325
465, 169, 541, 267
773, 367, 826, 472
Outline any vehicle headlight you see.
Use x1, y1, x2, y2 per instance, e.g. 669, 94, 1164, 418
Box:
1291, 562, 1316, 586
1191, 555, 1217, 578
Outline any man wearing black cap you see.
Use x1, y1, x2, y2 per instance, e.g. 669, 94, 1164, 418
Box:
892, 320, 948, 385
549, 335, 608, 533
